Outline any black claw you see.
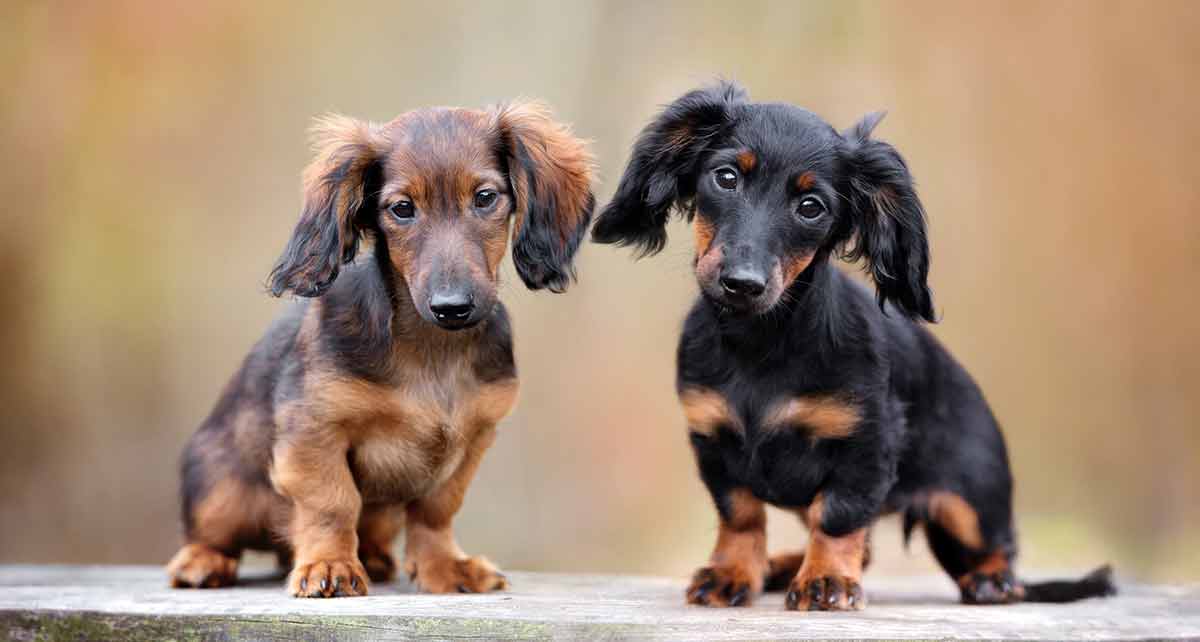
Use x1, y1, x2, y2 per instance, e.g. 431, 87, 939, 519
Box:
351, 577, 359, 590
300, 578, 308, 592
808, 580, 824, 610
729, 586, 749, 607
785, 590, 800, 610
457, 584, 469, 593
319, 578, 328, 592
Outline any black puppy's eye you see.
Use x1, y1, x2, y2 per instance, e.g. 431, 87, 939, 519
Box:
714, 168, 739, 191
797, 196, 825, 220
473, 189, 498, 210
389, 200, 415, 220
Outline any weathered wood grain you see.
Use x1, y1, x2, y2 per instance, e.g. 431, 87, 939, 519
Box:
0, 565, 1196, 640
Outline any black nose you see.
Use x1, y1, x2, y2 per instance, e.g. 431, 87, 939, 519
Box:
430, 291, 475, 323
719, 268, 767, 298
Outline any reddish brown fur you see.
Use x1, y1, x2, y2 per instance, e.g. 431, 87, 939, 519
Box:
795, 171, 816, 191
736, 150, 757, 173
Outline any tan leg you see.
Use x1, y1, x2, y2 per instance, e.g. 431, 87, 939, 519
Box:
403, 427, 508, 593
358, 504, 404, 583
785, 497, 868, 611
685, 488, 768, 607
271, 430, 369, 598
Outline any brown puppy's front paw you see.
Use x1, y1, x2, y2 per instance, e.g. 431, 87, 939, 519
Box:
167, 544, 238, 588
686, 564, 762, 607
360, 549, 397, 583
404, 555, 507, 593
288, 558, 370, 597
959, 568, 1023, 604
785, 574, 865, 611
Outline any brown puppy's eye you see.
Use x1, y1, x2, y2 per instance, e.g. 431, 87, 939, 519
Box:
389, 200, 415, 220
474, 189, 499, 211
714, 168, 738, 191
797, 196, 825, 220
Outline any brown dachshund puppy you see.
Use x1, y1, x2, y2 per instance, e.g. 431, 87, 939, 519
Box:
166, 102, 594, 597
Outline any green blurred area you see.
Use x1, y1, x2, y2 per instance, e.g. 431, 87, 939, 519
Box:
1, 1, 1197, 582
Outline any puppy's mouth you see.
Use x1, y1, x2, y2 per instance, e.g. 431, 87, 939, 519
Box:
699, 282, 782, 317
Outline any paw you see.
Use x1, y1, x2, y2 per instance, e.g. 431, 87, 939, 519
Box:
404, 555, 507, 593
685, 564, 762, 607
288, 558, 370, 597
959, 568, 1023, 604
360, 549, 397, 583
167, 544, 238, 588
785, 574, 865, 611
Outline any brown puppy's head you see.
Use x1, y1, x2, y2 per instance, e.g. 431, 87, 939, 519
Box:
593, 82, 934, 321
268, 103, 594, 330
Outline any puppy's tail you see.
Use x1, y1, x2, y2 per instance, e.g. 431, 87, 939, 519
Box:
1021, 564, 1116, 603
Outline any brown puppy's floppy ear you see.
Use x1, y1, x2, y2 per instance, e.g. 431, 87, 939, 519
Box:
494, 101, 595, 293
591, 81, 746, 256
838, 112, 936, 322
268, 114, 381, 297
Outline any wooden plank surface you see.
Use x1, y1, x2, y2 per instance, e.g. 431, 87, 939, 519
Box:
0, 565, 1196, 640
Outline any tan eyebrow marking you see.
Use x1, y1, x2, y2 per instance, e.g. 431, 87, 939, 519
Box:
795, 171, 816, 191
736, 150, 758, 173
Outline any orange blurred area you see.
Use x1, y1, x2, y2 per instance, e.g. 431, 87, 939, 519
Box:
1, 1, 1196, 581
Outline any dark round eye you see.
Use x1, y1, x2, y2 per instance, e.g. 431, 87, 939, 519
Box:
474, 189, 499, 210
714, 168, 739, 191
389, 200, 415, 220
797, 196, 825, 220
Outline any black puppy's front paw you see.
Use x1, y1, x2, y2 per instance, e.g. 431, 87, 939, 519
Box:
686, 564, 761, 607
785, 574, 865, 611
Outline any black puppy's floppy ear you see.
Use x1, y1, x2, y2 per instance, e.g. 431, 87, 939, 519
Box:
268, 114, 380, 298
592, 81, 746, 256
494, 101, 596, 293
839, 112, 936, 322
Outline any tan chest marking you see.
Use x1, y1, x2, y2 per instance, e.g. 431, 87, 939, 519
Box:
309, 370, 517, 504
763, 396, 860, 440
679, 387, 741, 437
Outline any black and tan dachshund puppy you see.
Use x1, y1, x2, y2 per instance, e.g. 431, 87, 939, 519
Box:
593, 82, 1114, 611
167, 102, 594, 596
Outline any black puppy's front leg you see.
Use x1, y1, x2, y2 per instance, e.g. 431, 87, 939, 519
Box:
684, 431, 768, 608
785, 454, 891, 612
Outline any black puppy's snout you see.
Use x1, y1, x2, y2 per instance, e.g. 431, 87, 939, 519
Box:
430, 291, 475, 322
719, 267, 768, 298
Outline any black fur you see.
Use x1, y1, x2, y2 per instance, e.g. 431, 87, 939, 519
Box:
594, 81, 1113, 606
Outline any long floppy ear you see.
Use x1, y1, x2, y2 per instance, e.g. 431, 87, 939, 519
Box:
267, 114, 380, 297
495, 101, 596, 293
591, 81, 746, 256
839, 112, 935, 322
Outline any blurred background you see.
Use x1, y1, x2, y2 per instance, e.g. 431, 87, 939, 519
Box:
1, 1, 1197, 584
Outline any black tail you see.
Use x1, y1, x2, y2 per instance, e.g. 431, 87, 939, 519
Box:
1022, 565, 1116, 603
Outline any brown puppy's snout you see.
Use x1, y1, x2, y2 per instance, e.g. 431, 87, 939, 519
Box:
409, 227, 497, 331
429, 287, 475, 326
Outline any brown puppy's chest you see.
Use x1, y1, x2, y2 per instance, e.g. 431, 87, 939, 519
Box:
348, 369, 517, 505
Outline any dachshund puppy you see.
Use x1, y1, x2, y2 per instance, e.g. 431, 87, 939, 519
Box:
593, 82, 1114, 611
166, 102, 594, 597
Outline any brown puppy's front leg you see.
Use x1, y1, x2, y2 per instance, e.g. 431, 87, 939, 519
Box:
272, 431, 369, 598
786, 497, 868, 611
686, 488, 768, 607
404, 426, 508, 593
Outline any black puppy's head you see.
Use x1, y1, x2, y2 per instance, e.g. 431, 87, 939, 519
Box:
593, 81, 934, 321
